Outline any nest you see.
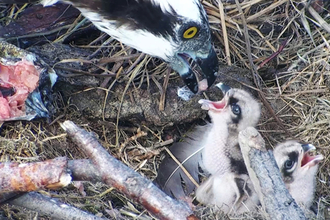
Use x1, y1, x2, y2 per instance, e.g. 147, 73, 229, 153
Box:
0, 0, 329, 219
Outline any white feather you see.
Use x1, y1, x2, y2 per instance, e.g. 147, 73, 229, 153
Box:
78, 9, 177, 60
39, 0, 204, 60
152, 0, 203, 22
201, 112, 232, 175
41, 0, 60, 6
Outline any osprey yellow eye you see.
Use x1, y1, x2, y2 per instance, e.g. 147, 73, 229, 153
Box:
183, 27, 198, 39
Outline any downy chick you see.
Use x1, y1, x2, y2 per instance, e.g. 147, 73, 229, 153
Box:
196, 83, 261, 214
273, 140, 323, 209
154, 83, 260, 203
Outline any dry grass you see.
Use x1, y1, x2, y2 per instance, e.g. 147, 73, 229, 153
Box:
0, 0, 329, 219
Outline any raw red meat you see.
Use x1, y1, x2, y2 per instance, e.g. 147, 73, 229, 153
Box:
0, 60, 40, 120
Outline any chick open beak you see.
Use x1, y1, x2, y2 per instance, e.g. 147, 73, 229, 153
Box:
301, 144, 324, 168
198, 83, 231, 111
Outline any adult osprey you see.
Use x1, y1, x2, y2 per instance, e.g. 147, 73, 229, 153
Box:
4, 0, 219, 93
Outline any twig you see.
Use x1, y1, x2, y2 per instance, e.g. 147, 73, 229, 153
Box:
235, 0, 289, 135
307, 4, 330, 34
68, 159, 102, 182
159, 68, 171, 111
119, 129, 148, 153
153, 139, 174, 148
246, 0, 289, 22
218, 1, 231, 65
258, 39, 289, 69
98, 54, 141, 64
164, 148, 199, 188
115, 54, 147, 146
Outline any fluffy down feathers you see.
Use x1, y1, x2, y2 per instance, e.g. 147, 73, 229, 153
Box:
155, 84, 323, 215
273, 141, 323, 209
196, 83, 261, 213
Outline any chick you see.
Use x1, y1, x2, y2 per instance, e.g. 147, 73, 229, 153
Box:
198, 83, 261, 176
154, 83, 261, 205
156, 83, 323, 215
196, 83, 261, 213
273, 140, 323, 209
197, 138, 323, 215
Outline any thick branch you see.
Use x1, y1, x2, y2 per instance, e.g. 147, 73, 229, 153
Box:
61, 120, 197, 220
9, 192, 104, 220
0, 157, 71, 192
0, 159, 99, 203
238, 127, 306, 220
68, 159, 102, 181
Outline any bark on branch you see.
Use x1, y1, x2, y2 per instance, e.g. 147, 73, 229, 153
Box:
9, 192, 104, 220
238, 127, 306, 220
61, 120, 197, 220
1, 121, 197, 219
0, 159, 100, 204
0, 157, 71, 192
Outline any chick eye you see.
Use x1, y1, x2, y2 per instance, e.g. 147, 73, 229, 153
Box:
231, 103, 241, 115
183, 26, 198, 39
284, 160, 295, 170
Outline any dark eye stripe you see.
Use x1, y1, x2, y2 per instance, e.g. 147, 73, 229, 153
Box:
229, 97, 239, 105
282, 151, 299, 177
229, 97, 242, 124
288, 151, 299, 163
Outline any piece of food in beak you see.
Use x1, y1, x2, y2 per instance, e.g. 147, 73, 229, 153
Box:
175, 47, 218, 95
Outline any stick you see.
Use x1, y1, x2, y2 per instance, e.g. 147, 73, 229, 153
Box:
61, 120, 197, 220
9, 192, 104, 220
238, 127, 306, 220
0, 157, 71, 192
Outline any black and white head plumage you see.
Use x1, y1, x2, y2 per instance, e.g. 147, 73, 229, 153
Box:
273, 140, 323, 208
199, 83, 261, 133
39, 0, 219, 93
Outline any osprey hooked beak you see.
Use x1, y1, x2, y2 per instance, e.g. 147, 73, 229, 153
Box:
173, 47, 218, 93
66, 0, 220, 94
9, 0, 219, 94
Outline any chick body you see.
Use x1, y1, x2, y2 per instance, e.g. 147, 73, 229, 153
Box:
196, 84, 261, 214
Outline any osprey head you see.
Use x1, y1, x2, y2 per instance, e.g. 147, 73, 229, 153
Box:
53, 0, 219, 93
